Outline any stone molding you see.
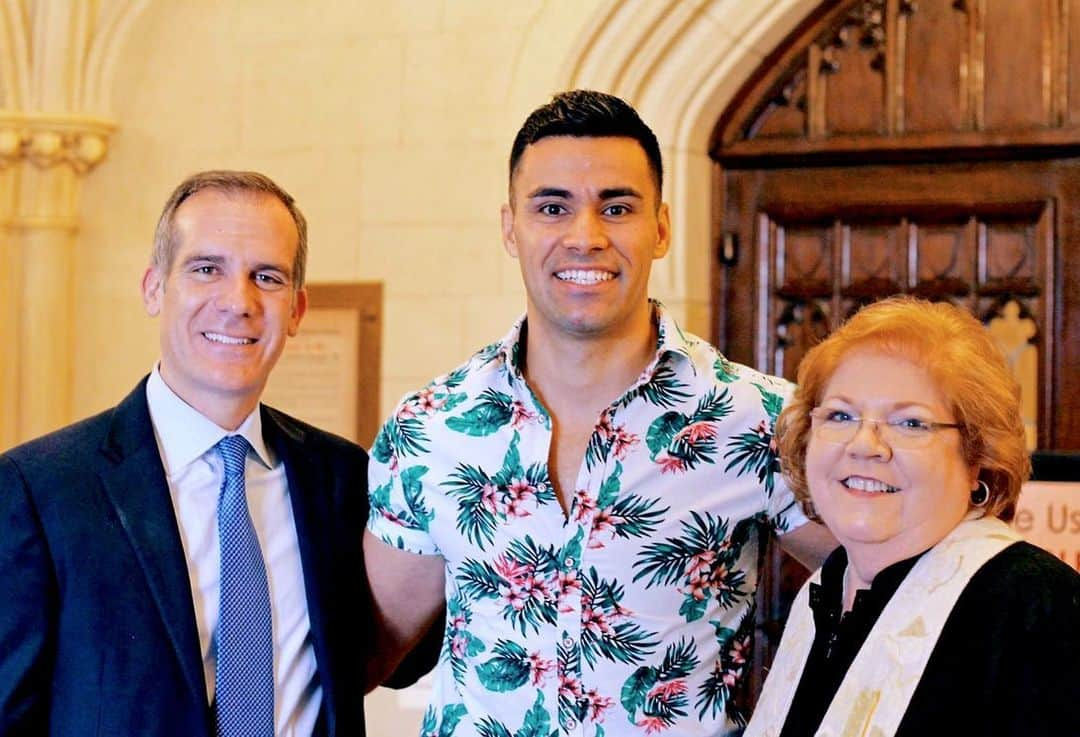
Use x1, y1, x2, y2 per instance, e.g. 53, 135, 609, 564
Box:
0, 110, 116, 172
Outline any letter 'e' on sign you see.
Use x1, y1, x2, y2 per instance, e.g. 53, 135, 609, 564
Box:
1014, 481, 1080, 572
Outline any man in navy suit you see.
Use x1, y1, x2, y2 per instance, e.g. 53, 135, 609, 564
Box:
0, 170, 406, 735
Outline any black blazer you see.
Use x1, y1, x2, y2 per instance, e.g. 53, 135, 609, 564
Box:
0, 378, 373, 736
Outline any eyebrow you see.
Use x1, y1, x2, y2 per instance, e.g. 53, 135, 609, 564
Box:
180, 253, 292, 277
822, 396, 937, 413
525, 186, 644, 200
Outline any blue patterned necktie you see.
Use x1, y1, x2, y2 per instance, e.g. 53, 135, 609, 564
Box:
214, 435, 274, 736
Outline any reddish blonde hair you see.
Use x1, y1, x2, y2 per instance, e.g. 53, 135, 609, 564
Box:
777, 296, 1029, 522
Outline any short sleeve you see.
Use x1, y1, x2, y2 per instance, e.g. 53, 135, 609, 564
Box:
365, 414, 441, 556
757, 374, 810, 536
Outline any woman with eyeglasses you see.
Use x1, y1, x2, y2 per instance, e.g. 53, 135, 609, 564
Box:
744, 296, 1080, 737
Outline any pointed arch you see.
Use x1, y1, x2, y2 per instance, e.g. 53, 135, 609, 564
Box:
509, 0, 820, 328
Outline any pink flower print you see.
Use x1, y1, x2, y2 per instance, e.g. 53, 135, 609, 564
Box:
594, 410, 615, 440
480, 483, 500, 514
754, 419, 768, 437
505, 496, 532, 519
637, 715, 669, 734
521, 575, 552, 605
581, 603, 615, 638
727, 636, 748, 666
683, 550, 717, 578
609, 428, 641, 459
677, 421, 718, 444
528, 652, 555, 685
414, 388, 445, 414
572, 488, 596, 523
493, 555, 531, 586
451, 633, 469, 657
508, 478, 535, 502
584, 689, 614, 722
656, 454, 687, 475
647, 680, 688, 703
558, 673, 583, 701
396, 403, 417, 421
557, 570, 581, 612
510, 400, 537, 428
505, 478, 536, 518
500, 583, 529, 611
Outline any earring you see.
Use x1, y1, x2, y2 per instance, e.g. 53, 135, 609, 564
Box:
970, 480, 990, 507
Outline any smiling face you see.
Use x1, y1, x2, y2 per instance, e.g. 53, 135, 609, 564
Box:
805, 349, 979, 576
141, 189, 307, 429
501, 135, 670, 345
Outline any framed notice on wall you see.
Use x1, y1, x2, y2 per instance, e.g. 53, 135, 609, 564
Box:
262, 283, 382, 448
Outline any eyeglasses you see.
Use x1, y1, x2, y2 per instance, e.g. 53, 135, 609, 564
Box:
809, 407, 963, 450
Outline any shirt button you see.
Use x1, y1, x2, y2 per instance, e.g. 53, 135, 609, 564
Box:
564, 557, 575, 568
566, 719, 577, 729
562, 636, 574, 648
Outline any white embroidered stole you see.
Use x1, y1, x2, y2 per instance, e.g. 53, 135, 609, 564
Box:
744, 516, 1022, 737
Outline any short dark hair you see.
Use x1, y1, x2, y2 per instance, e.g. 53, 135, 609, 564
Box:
508, 89, 663, 194
152, 170, 308, 289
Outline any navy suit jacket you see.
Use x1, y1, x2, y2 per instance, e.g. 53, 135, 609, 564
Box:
0, 378, 375, 736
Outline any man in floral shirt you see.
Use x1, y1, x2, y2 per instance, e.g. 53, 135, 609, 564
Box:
364, 90, 834, 737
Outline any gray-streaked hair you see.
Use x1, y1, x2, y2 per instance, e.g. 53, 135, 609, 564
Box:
151, 170, 308, 289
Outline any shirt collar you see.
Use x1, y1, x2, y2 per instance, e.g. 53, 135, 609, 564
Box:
494, 299, 695, 379
145, 365, 275, 475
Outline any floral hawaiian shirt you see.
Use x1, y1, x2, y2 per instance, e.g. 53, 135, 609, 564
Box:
367, 302, 809, 737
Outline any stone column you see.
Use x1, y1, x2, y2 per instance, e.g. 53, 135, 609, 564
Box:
0, 113, 115, 446
0, 0, 148, 449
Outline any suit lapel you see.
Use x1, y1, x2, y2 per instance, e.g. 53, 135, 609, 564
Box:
97, 380, 208, 710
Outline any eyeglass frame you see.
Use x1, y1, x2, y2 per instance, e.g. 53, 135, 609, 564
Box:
808, 407, 964, 449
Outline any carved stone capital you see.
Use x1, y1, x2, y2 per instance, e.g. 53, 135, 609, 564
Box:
0, 111, 117, 173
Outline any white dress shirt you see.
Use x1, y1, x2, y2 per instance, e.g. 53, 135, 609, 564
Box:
146, 367, 321, 736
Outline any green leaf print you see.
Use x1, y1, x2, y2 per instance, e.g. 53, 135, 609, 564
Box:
559, 528, 585, 570
421, 703, 468, 737
476, 718, 513, 737
580, 568, 660, 666
646, 412, 688, 457
605, 494, 668, 541
620, 666, 659, 716
457, 558, 503, 600
594, 462, 623, 508
713, 355, 739, 383
438, 705, 468, 737
377, 415, 430, 460
476, 640, 531, 692
491, 432, 523, 487
516, 691, 551, 737
678, 595, 708, 622
614, 363, 692, 409
755, 383, 784, 420
444, 464, 498, 548
446, 389, 515, 436
476, 692, 550, 737
399, 465, 434, 531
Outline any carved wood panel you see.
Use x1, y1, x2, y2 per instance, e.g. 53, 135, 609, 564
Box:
711, 0, 1080, 713
714, 0, 1080, 162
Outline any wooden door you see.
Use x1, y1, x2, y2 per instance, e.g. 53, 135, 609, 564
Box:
709, 0, 1080, 706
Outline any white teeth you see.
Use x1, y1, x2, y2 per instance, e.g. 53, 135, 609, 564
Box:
843, 477, 900, 493
555, 269, 614, 284
204, 332, 254, 345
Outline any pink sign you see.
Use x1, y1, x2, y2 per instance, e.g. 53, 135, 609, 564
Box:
1014, 481, 1080, 572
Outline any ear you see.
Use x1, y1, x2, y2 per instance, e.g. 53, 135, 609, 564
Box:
287, 288, 308, 337
501, 204, 519, 258
653, 202, 671, 259
141, 266, 164, 317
